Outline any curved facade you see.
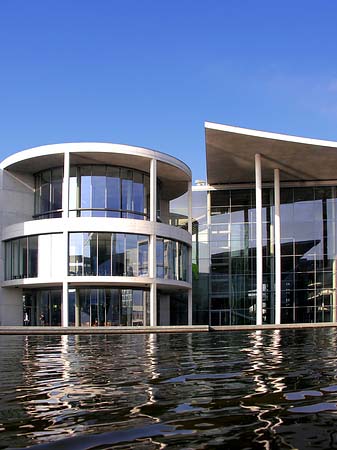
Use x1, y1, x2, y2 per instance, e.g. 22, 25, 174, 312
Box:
0, 143, 192, 326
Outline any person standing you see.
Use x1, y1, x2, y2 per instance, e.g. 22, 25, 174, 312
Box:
24, 312, 29, 326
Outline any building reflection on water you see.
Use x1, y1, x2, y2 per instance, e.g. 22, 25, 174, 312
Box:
2, 330, 337, 448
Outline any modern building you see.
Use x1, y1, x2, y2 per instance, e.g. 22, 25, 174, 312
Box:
192, 122, 337, 326
0, 143, 192, 326
2, 122, 337, 327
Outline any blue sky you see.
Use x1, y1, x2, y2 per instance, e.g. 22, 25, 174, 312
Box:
1, 0, 337, 180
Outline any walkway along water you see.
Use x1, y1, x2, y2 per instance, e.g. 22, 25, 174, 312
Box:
1, 322, 337, 334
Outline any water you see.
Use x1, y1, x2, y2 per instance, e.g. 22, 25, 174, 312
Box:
1, 329, 337, 449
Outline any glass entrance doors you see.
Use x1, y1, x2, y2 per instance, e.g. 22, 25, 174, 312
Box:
23, 290, 62, 326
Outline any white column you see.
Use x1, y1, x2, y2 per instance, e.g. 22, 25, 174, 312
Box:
274, 168, 281, 325
62, 151, 70, 327
255, 154, 263, 325
332, 187, 337, 322
75, 289, 80, 327
150, 281, 157, 326
62, 281, 68, 327
62, 151, 70, 218
186, 181, 193, 326
188, 181, 192, 234
150, 158, 157, 326
150, 158, 157, 222
188, 288, 193, 325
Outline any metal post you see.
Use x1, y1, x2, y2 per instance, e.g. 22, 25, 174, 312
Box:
274, 169, 281, 324
255, 154, 263, 325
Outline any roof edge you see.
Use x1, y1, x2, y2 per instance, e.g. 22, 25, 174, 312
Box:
204, 121, 337, 149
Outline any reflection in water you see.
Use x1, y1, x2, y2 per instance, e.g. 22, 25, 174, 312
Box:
3, 329, 337, 448
241, 330, 286, 450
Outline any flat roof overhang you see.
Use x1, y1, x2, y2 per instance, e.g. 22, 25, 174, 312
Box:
205, 122, 337, 184
0, 143, 191, 200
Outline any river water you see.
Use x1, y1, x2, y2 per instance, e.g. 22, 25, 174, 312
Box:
1, 329, 337, 449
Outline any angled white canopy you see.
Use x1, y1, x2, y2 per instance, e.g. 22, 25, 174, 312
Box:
205, 122, 337, 184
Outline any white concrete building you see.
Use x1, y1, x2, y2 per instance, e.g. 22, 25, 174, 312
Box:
0, 143, 192, 327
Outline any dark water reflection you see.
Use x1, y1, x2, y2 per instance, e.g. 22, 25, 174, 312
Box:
2, 329, 337, 448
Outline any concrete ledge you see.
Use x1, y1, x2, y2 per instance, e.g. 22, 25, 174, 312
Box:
210, 322, 337, 332
0, 325, 210, 335
1, 322, 337, 335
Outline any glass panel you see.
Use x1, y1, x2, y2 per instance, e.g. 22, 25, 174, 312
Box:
50, 291, 61, 326
121, 169, 133, 218
5, 241, 11, 280
91, 166, 106, 216
90, 289, 98, 326
125, 234, 138, 276
98, 233, 111, 276
138, 236, 149, 276
133, 171, 144, 216
169, 192, 188, 228
51, 168, 63, 212
75, 288, 149, 327
34, 173, 41, 217
11, 239, 20, 279
39, 291, 49, 326
121, 289, 133, 325
107, 289, 121, 325
106, 166, 120, 217
143, 175, 150, 218
28, 236, 38, 277
156, 238, 164, 278
112, 233, 125, 276
69, 233, 83, 275
69, 166, 78, 216
80, 166, 91, 216
80, 289, 91, 326
40, 170, 51, 214
83, 232, 97, 276
132, 290, 144, 325
98, 289, 106, 325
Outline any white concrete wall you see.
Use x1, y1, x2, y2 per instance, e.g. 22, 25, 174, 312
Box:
0, 287, 23, 325
0, 170, 34, 228
0, 169, 34, 326
38, 234, 64, 279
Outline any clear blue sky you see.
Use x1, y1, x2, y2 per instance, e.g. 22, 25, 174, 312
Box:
1, 0, 337, 180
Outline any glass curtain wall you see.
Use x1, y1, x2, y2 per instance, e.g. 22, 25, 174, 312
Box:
156, 237, 189, 281
192, 185, 337, 326
68, 288, 149, 326
280, 186, 337, 323
5, 236, 38, 280
22, 290, 62, 326
69, 232, 149, 277
69, 165, 150, 219
208, 188, 273, 325
191, 190, 209, 324
34, 168, 63, 218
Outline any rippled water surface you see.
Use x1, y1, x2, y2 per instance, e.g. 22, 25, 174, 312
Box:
2, 329, 337, 449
